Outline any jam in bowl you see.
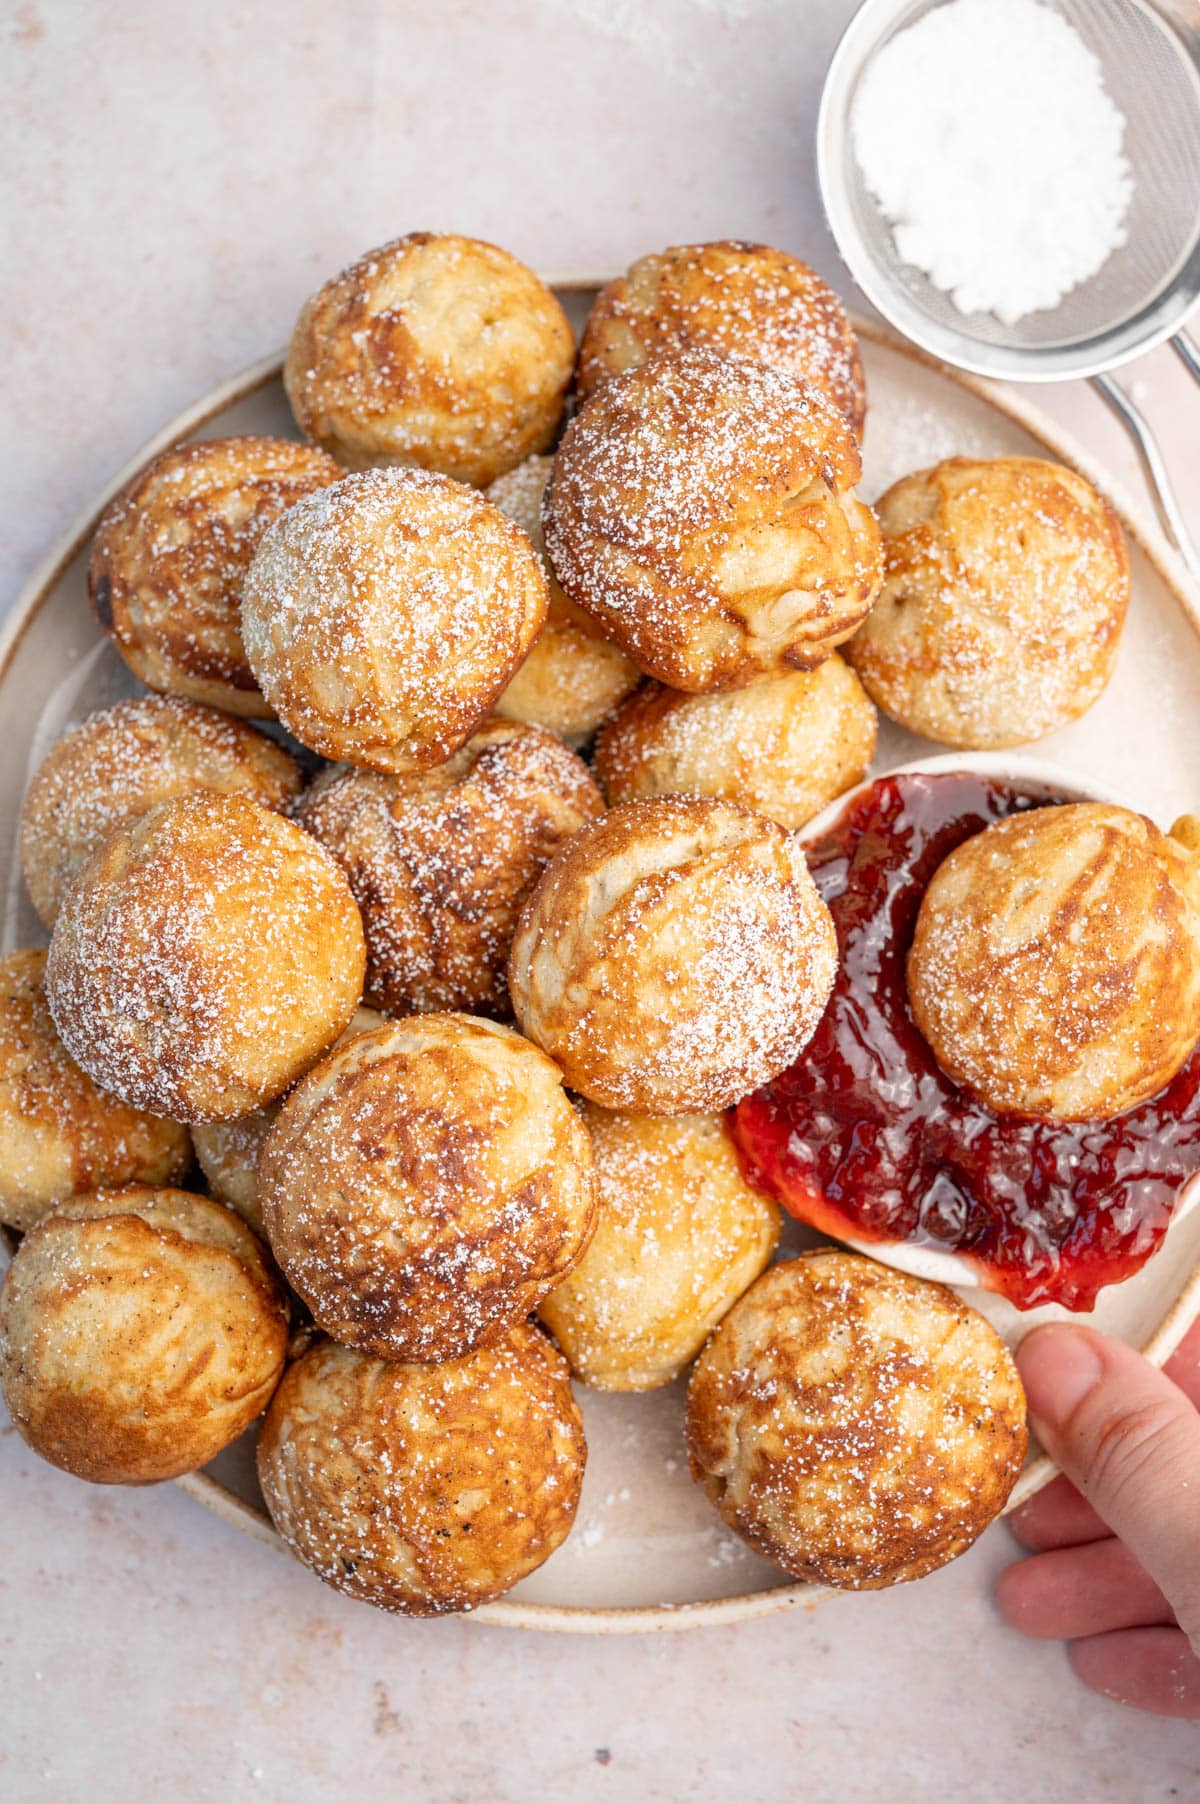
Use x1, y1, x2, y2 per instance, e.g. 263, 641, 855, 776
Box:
732, 756, 1200, 1311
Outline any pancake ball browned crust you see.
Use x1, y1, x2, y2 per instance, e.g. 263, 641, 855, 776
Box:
259, 1015, 598, 1364
241, 468, 548, 773
543, 349, 883, 693
909, 804, 1200, 1121
507, 795, 838, 1115
846, 457, 1130, 749
88, 436, 344, 717
538, 1106, 781, 1391
44, 792, 366, 1124
296, 718, 604, 1019
576, 240, 867, 434
0, 1186, 288, 1484
257, 1326, 585, 1615
283, 233, 575, 487
686, 1251, 1027, 1589
19, 694, 304, 929
191, 1007, 386, 1234
594, 655, 877, 832
486, 457, 640, 746
0, 950, 191, 1233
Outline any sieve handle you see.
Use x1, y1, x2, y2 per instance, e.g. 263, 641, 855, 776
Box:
1091, 361, 1200, 588
1172, 330, 1200, 387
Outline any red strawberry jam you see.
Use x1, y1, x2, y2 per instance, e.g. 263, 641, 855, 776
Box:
732, 770, 1200, 1310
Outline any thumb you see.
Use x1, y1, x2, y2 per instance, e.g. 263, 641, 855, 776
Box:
1017, 1324, 1200, 1654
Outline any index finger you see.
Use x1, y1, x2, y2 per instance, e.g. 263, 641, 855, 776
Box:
1163, 1315, 1200, 1410
1010, 1317, 1200, 1554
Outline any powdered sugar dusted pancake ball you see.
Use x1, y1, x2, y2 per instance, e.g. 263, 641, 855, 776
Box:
241, 468, 548, 773
686, 1251, 1027, 1589
846, 457, 1129, 748
576, 240, 867, 434
909, 804, 1200, 1121
296, 718, 603, 1019
544, 349, 884, 692
594, 655, 877, 831
508, 795, 838, 1114
257, 1325, 585, 1615
0, 1185, 288, 1484
0, 950, 191, 1234
283, 233, 575, 487
45, 792, 366, 1124
19, 694, 303, 929
538, 1106, 781, 1391
259, 1015, 598, 1364
89, 437, 343, 717
486, 457, 639, 746
191, 1007, 386, 1234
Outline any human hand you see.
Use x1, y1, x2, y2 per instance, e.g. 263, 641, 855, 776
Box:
998, 1317, 1200, 1716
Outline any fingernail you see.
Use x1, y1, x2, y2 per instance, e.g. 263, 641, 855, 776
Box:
1016, 1325, 1104, 1428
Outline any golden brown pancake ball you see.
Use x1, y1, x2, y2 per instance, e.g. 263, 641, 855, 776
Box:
44, 792, 366, 1124
544, 349, 883, 692
508, 795, 838, 1115
576, 240, 867, 434
0, 1186, 288, 1484
845, 456, 1130, 749
240, 467, 548, 773
486, 456, 640, 746
257, 1325, 585, 1615
686, 1251, 1027, 1589
19, 694, 303, 929
283, 232, 575, 487
88, 436, 344, 717
190, 1007, 386, 1234
538, 1106, 781, 1390
0, 950, 191, 1234
295, 718, 604, 1019
259, 1014, 598, 1363
190, 1109, 272, 1235
594, 655, 877, 831
908, 804, 1200, 1121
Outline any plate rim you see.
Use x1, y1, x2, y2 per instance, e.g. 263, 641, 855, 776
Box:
6, 276, 1200, 1635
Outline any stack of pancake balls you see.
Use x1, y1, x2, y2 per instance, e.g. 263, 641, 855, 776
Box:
4, 228, 1143, 1616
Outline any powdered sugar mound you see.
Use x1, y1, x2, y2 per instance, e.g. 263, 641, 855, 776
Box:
852, 0, 1133, 324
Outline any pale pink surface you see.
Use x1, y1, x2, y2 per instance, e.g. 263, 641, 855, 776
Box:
2, 3, 1200, 1799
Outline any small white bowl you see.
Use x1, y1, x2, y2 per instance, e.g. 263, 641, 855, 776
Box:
793, 749, 1200, 1292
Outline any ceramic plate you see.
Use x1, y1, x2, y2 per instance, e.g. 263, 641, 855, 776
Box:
4, 281, 1200, 1633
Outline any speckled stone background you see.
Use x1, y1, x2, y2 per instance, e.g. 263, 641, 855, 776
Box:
2, 3, 1198, 1799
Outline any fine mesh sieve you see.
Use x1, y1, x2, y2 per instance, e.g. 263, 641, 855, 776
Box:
817, 0, 1200, 578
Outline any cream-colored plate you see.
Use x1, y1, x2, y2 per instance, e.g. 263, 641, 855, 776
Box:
4, 281, 1200, 1635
